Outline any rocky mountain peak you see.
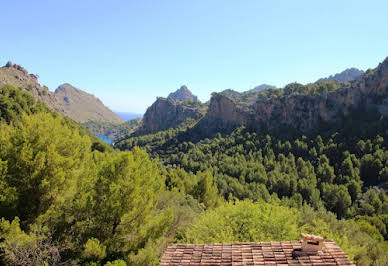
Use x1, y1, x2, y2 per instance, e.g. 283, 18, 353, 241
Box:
55, 83, 75, 91
168, 85, 200, 103
3, 61, 37, 78
134, 96, 205, 135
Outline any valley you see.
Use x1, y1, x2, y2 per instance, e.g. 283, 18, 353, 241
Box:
1, 58, 388, 265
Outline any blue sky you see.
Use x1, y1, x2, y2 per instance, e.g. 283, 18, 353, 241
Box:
1, 0, 387, 113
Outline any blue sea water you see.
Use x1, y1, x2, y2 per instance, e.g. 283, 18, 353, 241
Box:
114, 112, 143, 121
97, 135, 113, 144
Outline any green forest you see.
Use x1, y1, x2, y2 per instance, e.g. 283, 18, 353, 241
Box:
1, 84, 388, 265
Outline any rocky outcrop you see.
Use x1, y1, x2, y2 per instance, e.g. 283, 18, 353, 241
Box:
196, 57, 388, 134
0, 62, 65, 114
168, 85, 200, 103
207, 94, 250, 124
192, 93, 254, 136
317, 68, 364, 83
54, 83, 123, 123
136, 97, 204, 135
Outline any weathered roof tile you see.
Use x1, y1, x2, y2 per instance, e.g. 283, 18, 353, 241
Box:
160, 240, 355, 265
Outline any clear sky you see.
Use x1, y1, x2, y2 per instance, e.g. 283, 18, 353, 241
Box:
1, 0, 387, 113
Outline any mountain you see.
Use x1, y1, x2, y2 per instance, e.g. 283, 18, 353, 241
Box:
192, 58, 388, 136
168, 85, 200, 103
54, 83, 123, 123
132, 86, 205, 135
114, 111, 143, 121
134, 97, 206, 135
0, 61, 65, 114
0, 62, 124, 124
125, 59, 387, 140
318, 68, 364, 82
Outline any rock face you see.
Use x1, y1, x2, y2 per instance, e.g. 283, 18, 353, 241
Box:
0, 62, 65, 114
168, 85, 200, 103
194, 93, 253, 136
318, 68, 364, 83
54, 83, 123, 123
136, 97, 204, 135
195, 57, 388, 134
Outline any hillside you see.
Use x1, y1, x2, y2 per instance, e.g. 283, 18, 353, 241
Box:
82, 118, 142, 141
116, 56, 388, 220
0, 62, 65, 114
134, 96, 206, 135
55, 83, 123, 123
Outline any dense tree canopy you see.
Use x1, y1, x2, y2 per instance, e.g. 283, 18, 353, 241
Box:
116, 112, 388, 219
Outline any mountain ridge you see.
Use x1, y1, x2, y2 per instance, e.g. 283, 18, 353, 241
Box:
192, 58, 388, 136
54, 83, 123, 123
317, 67, 364, 83
0, 62, 123, 124
0, 61, 65, 114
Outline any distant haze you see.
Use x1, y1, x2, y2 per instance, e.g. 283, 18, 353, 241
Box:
115, 112, 143, 121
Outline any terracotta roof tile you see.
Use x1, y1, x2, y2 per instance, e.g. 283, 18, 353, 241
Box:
159, 241, 355, 265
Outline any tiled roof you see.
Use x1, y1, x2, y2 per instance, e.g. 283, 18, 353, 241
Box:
160, 240, 355, 265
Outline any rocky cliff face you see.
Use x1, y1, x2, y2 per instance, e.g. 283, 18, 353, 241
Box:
168, 85, 200, 103
136, 97, 205, 135
54, 83, 123, 123
0, 61, 65, 114
196, 57, 388, 134
194, 93, 253, 135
